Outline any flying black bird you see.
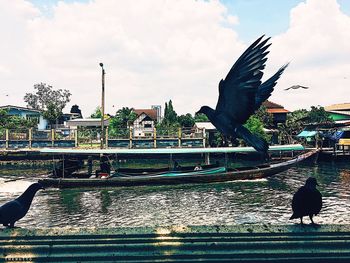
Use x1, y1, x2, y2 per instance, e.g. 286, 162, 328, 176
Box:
196, 36, 288, 153
290, 177, 322, 225
285, 85, 309, 90
0, 183, 44, 228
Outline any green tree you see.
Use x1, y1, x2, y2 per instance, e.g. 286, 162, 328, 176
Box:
178, 113, 195, 128
116, 107, 137, 127
255, 106, 273, 128
163, 100, 178, 126
244, 115, 271, 143
277, 109, 308, 144
42, 103, 63, 125
157, 100, 180, 135
194, 112, 209, 122
0, 109, 36, 131
109, 107, 137, 137
24, 83, 71, 125
306, 106, 333, 124
90, 107, 102, 118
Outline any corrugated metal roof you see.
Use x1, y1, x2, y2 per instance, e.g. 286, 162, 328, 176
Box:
1, 225, 350, 262
325, 103, 350, 111
66, 118, 110, 127
194, 122, 216, 130
0, 105, 42, 113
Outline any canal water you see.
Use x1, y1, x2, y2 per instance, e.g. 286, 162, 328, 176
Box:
0, 161, 349, 228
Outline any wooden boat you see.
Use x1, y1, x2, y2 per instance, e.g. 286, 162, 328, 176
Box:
38, 149, 318, 188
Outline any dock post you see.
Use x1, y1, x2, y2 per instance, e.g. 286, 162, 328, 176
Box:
129, 127, 133, 149
169, 153, 173, 170
153, 128, 157, 148
87, 156, 92, 177
178, 128, 181, 147
74, 129, 78, 148
5, 129, 9, 149
105, 127, 109, 148
202, 128, 206, 147
51, 129, 55, 147
205, 152, 210, 165
62, 154, 65, 178
224, 152, 228, 168
29, 128, 32, 149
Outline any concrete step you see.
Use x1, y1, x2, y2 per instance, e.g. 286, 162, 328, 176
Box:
1, 225, 350, 262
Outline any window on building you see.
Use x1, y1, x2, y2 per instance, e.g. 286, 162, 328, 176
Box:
144, 123, 152, 128
26, 114, 40, 124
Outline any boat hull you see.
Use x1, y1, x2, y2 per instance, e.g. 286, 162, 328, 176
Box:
38, 150, 317, 188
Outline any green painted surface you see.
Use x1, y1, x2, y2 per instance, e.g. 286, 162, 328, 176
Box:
40, 144, 305, 155
1, 225, 350, 262
329, 112, 350, 121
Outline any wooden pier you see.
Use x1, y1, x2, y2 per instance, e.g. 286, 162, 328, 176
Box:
1, 225, 350, 262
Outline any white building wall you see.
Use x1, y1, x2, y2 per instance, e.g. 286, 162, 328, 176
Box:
132, 113, 155, 137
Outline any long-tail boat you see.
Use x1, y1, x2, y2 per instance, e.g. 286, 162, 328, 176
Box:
38, 145, 318, 188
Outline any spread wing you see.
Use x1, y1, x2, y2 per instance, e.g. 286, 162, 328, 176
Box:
215, 35, 271, 123
254, 63, 289, 110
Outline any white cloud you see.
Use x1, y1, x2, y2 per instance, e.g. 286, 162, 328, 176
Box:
267, 0, 350, 110
0, 0, 349, 117
1, 0, 245, 116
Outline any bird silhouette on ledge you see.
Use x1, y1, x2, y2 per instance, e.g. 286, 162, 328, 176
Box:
285, 85, 309, 90
290, 177, 322, 226
196, 35, 288, 154
0, 183, 44, 228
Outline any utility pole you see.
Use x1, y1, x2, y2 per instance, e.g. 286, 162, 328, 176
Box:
99, 62, 105, 149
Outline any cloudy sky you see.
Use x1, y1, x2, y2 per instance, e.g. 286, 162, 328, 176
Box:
1, 0, 349, 117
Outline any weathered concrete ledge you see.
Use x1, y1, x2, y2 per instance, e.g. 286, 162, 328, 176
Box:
1, 224, 350, 262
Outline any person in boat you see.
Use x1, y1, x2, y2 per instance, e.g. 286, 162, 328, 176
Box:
95, 155, 111, 177
194, 163, 203, 171
173, 161, 182, 171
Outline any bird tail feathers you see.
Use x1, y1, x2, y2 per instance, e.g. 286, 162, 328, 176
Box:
236, 125, 268, 153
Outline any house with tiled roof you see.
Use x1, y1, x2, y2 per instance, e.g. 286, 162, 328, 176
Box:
262, 100, 290, 128
132, 108, 159, 137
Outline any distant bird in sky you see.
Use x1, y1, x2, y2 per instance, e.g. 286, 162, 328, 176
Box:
196, 35, 288, 154
0, 183, 44, 228
290, 177, 322, 225
285, 85, 309, 90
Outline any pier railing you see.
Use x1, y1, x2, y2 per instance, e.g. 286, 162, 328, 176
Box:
0, 127, 205, 149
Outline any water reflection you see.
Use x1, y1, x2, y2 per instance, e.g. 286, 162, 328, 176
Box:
0, 161, 350, 228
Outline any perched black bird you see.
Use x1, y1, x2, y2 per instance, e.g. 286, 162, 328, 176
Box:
196, 36, 288, 153
290, 177, 322, 225
0, 183, 44, 228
